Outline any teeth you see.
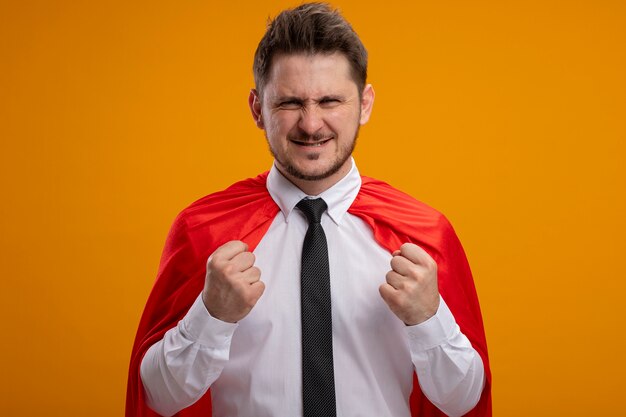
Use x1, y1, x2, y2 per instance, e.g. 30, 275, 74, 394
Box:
294, 140, 329, 146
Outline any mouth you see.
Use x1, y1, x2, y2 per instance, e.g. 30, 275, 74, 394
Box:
290, 138, 332, 147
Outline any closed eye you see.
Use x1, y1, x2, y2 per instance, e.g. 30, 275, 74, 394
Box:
278, 100, 302, 109
319, 97, 342, 107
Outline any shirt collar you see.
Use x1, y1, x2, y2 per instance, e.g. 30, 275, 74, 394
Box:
266, 158, 362, 225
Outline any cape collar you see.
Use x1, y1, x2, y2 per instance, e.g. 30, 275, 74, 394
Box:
266, 158, 362, 225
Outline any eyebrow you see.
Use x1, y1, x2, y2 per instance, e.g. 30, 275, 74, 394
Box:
274, 96, 303, 103
273, 95, 345, 104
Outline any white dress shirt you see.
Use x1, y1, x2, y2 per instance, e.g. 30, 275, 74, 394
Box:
141, 160, 485, 417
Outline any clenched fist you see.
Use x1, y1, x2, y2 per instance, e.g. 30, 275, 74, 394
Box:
379, 243, 440, 326
202, 240, 265, 323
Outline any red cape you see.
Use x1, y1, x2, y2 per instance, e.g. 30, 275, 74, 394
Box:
126, 172, 491, 417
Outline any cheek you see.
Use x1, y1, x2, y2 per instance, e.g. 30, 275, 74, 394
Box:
326, 108, 360, 132
267, 113, 297, 136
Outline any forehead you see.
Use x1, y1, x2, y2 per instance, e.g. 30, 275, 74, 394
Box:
264, 52, 358, 98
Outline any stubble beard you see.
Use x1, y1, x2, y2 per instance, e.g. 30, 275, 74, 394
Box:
268, 127, 359, 182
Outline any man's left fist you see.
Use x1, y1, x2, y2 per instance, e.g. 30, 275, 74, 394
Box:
379, 242, 440, 326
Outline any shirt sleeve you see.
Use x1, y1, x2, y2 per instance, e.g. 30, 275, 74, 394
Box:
140, 294, 238, 417
406, 296, 486, 417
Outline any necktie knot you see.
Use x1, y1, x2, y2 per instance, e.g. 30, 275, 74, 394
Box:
297, 198, 327, 224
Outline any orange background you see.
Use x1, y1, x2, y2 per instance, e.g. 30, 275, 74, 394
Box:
1, 1, 625, 415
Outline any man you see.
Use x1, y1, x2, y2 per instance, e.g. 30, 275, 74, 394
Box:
127, 3, 491, 417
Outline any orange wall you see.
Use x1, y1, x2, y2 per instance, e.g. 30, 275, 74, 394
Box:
1, 1, 625, 415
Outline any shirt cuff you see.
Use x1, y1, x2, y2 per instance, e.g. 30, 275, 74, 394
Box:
179, 294, 238, 348
405, 296, 458, 351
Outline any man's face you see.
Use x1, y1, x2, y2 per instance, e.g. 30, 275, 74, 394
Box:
250, 52, 374, 192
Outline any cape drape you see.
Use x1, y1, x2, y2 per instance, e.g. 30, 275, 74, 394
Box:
126, 172, 491, 417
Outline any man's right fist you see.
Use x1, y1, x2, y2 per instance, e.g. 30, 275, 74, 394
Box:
202, 240, 264, 323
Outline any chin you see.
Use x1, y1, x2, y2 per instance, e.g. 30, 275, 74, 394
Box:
285, 159, 349, 182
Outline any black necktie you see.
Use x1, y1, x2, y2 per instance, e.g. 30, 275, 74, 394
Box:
297, 198, 336, 417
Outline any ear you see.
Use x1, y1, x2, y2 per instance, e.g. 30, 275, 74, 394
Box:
248, 89, 264, 129
359, 84, 375, 125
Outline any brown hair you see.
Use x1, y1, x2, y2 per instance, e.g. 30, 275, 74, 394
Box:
253, 2, 368, 95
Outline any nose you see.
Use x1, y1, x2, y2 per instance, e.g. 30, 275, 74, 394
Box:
297, 106, 324, 135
